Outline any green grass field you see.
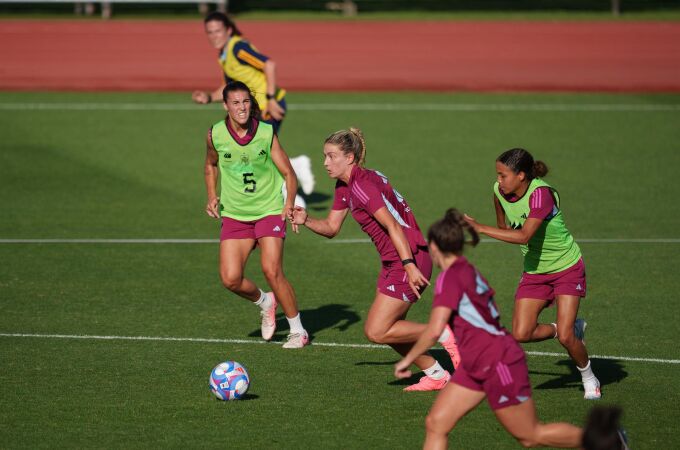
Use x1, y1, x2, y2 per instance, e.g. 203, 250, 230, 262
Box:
1, 91, 679, 449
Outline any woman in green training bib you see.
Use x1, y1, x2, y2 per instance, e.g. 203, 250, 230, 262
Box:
464, 148, 601, 400
204, 81, 309, 349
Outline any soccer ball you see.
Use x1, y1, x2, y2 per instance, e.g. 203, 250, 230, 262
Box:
209, 361, 250, 401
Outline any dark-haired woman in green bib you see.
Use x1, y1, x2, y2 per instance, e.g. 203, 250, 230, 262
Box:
464, 148, 600, 400
204, 81, 309, 349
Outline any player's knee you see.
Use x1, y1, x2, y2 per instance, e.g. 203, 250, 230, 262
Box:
424, 411, 449, 435
220, 273, 242, 292
512, 329, 532, 343
557, 330, 575, 347
261, 264, 283, 284
513, 428, 540, 447
517, 437, 539, 448
363, 326, 386, 344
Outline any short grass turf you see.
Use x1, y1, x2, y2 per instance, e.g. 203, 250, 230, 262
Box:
1, 91, 679, 449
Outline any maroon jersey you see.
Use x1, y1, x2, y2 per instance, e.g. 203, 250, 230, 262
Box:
433, 256, 522, 380
333, 166, 427, 262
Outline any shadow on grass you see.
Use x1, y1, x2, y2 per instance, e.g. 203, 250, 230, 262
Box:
214, 393, 260, 402
354, 349, 456, 388
301, 190, 331, 212
529, 358, 627, 390
248, 303, 361, 340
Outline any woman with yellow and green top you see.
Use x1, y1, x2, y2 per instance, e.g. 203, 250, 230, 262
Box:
192, 12, 315, 203
464, 148, 601, 400
204, 81, 309, 349
192, 12, 286, 132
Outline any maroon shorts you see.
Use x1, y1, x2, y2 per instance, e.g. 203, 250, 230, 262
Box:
377, 248, 433, 303
451, 343, 532, 411
515, 258, 586, 304
220, 215, 286, 241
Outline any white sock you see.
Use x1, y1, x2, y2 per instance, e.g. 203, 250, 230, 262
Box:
286, 313, 305, 335
437, 327, 451, 344
254, 290, 271, 310
424, 361, 447, 380
577, 360, 596, 382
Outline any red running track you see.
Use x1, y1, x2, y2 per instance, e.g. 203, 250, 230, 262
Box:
1, 20, 679, 92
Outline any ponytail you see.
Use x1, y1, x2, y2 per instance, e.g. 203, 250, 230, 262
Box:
428, 208, 479, 255
533, 160, 549, 178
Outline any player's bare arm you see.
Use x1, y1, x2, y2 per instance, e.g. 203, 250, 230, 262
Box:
464, 214, 543, 245
270, 135, 298, 221
263, 60, 285, 120
291, 207, 348, 238
192, 84, 226, 104
204, 131, 220, 218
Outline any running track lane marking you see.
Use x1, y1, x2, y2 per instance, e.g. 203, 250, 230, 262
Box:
1, 103, 680, 112
1, 333, 677, 365
2, 238, 680, 244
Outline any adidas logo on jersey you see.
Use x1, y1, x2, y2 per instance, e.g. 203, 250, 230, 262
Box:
258, 149, 266, 157
520, 213, 528, 219
273, 225, 281, 232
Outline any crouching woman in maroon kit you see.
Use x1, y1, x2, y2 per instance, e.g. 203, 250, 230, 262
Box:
395, 209, 584, 449
290, 127, 460, 391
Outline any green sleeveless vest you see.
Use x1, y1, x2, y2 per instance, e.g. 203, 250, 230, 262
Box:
211, 120, 284, 221
494, 178, 581, 274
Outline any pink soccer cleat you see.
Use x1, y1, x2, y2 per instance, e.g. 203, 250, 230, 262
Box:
441, 325, 461, 369
282, 331, 310, 349
403, 374, 450, 392
260, 292, 277, 341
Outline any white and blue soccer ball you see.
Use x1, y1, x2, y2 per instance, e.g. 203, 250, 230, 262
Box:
209, 361, 250, 401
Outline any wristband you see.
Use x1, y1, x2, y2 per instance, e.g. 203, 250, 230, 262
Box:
401, 258, 415, 267
266, 93, 276, 100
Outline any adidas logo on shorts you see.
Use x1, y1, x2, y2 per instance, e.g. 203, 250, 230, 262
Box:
273, 225, 281, 232
576, 283, 583, 291
387, 285, 395, 292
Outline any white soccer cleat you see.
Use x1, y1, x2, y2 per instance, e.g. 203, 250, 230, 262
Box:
260, 292, 277, 341
282, 331, 310, 349
294, 194, 306, 209
281, 185, 307, 208
583, 377, 602, 400
290, 155, 315, 195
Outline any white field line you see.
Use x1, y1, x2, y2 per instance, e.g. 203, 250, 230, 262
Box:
1, 332, 678, 365
0, 103, 679, 112
2, 238, 679, 244
328, 238, 680, 244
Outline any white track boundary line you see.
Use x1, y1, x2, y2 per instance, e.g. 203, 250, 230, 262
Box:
1, 333, 678, 365
0, 103, 679, 112
2, 238, 679, 244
